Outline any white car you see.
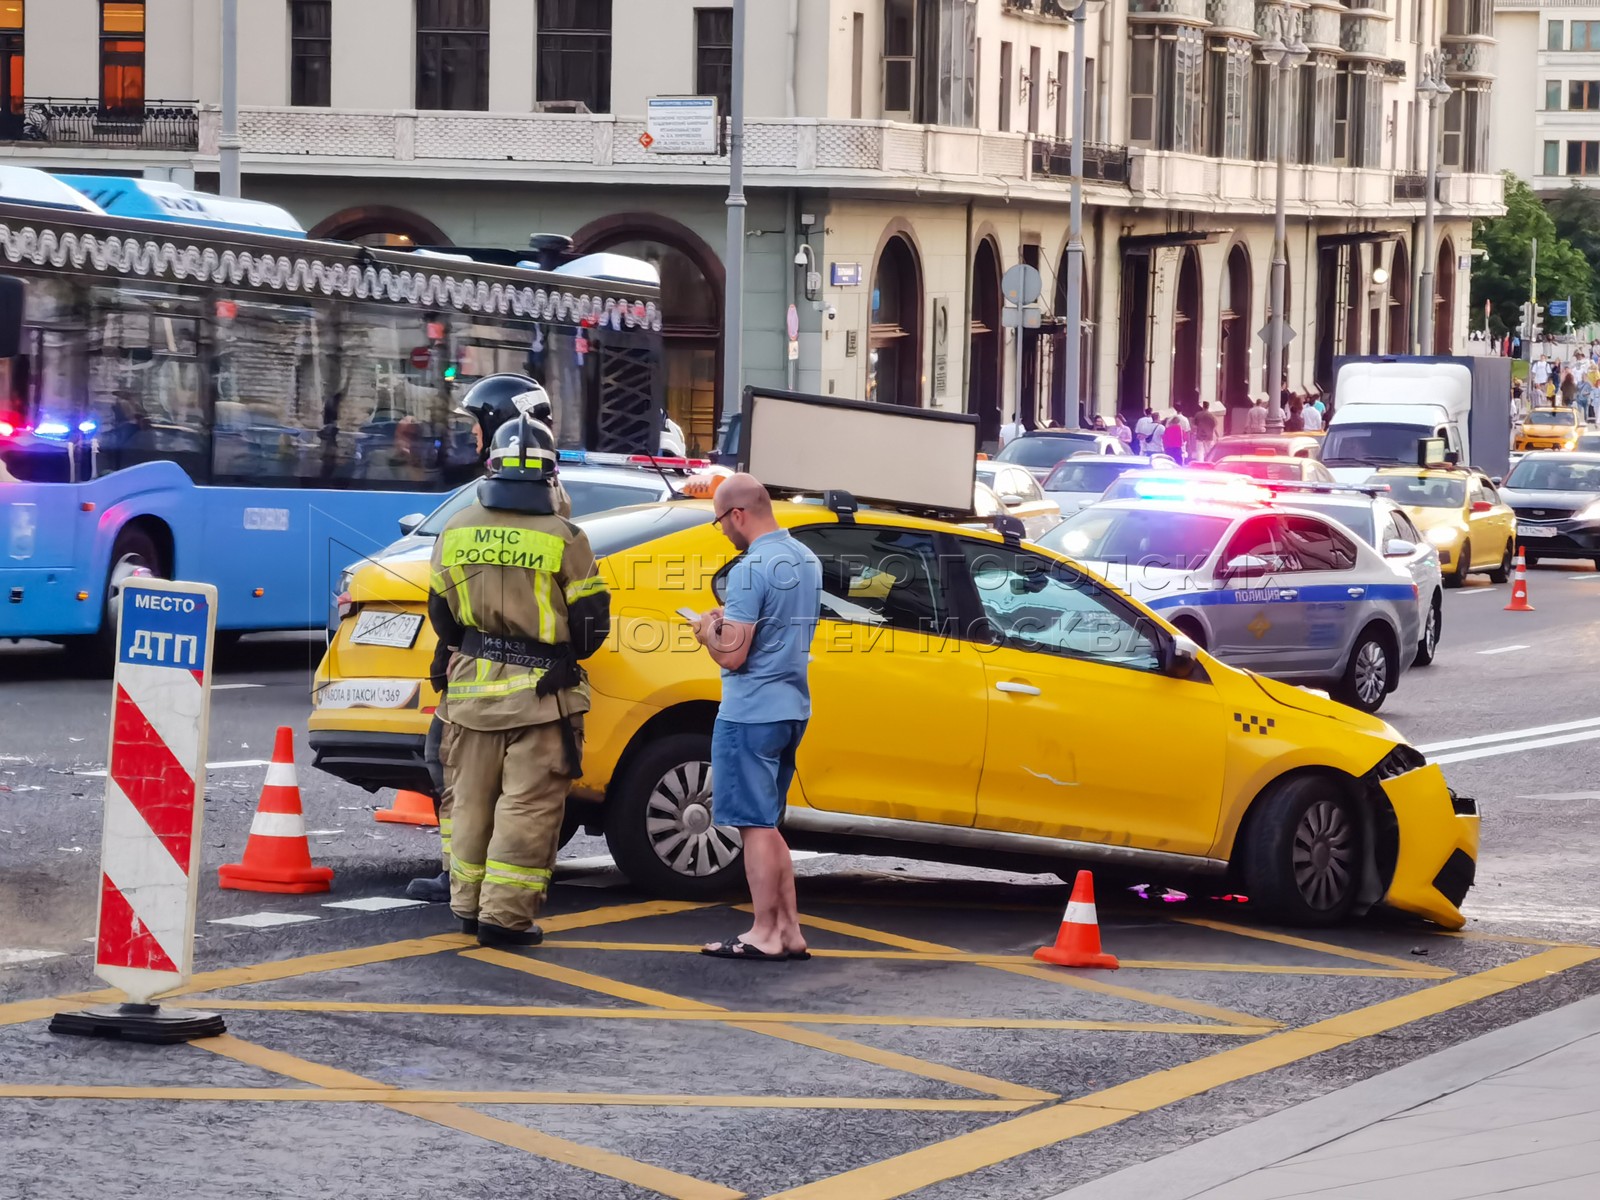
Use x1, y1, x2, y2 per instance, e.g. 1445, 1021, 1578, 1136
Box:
973, 462, 1063, 539
1041, 453, 1176, 518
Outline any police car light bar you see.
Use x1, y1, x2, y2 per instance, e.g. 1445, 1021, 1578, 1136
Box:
556, 449, 711, 472
1261, 480, 1389, 498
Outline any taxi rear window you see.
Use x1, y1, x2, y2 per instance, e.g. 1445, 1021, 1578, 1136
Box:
579, 504, 714, 558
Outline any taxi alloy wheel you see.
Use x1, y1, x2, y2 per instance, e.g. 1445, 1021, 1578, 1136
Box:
1237, 776, 1362, 925
1445, 539, 1471, 588
1489, 542, 1513, 585
604, 732, 744, 898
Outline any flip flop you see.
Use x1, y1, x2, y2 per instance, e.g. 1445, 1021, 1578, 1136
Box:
787, 949, 812, 961
700, 937, 790, 961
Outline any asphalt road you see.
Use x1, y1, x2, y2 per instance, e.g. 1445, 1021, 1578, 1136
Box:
3, 563, 1600, 1199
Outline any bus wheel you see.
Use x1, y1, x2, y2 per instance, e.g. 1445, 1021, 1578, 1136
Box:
68, 526, 166, 676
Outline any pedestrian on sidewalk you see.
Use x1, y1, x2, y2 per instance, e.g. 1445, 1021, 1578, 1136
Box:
694, 474, 822, 962
1113, 409, 1134, 451
1244, 398, 1269, 434
1192, 401, 1218, 462
1162, 413, 1186, 464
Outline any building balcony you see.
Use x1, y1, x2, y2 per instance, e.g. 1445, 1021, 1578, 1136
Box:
1304, 4, 1345, 52
1441, 37, 1497, 80
0, 98, 199, 150
1002, 0, 1078, 21
1032, 137, 1132, 183
1206, 0, 1258, 36
1341, 13, 1393, 58
1393, 172, 1428, 200
1127, 0, 1212, 25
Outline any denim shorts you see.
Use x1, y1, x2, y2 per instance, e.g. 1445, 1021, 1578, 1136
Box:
710, 717, 807, 829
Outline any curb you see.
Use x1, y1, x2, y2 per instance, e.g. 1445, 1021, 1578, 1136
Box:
1050, 991, 1600, 1200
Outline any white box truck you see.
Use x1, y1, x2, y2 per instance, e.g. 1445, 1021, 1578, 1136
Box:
1323, 356, 1513, 484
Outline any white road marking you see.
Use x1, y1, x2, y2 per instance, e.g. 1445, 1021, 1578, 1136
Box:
1469, 907, 1600, 927
1519, 792, 1600, 801
1453, 587, 1503, 596
0, 949, 66, 966
554, 849, 832, 874
1476, 644, 1531, 655
1433, 728, 1600, 765
207, 912, 322, 929
1419, 716, 1600, 755
322, 897, 429, 913
211, 683, 264, 691
78, 758, 270, 779
305, 829, 344, 837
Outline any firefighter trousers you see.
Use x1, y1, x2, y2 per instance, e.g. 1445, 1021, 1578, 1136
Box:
444, 719, 579, 931
426, 714, 455, 873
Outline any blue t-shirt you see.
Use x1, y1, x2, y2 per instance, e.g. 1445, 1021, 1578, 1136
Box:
719, 529, 822, 723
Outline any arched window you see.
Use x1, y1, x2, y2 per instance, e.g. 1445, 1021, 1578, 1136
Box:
1171, 247, 1202, 413
1388, 241, 1411, 355
1435, 239, 1456, 355
870, 235, 922, 406
308, 205, 451, 248
1219, 243, 1252, 418
573, 214, 725, 457
969, 238, 1002, 446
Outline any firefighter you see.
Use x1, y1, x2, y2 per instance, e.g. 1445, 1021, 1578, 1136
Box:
425, 414, 609, 946
408, 375, 570, 903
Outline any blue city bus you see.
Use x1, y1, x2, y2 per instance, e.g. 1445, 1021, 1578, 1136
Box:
0, 172, 664, 665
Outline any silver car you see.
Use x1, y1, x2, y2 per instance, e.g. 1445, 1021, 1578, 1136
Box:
973, 461, 1063, 539
1041, 453, 1175, 518
1038, 495, 1422, 712
1260, 487, 1445, 667
1498, 452, 1600, 567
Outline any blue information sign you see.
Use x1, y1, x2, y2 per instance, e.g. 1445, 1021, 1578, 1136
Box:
118, 583, 215, 672
1548, 300, 1570, 317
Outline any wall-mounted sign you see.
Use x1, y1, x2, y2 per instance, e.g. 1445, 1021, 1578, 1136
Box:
645, 97, 720, 155
831, 263, 861, 287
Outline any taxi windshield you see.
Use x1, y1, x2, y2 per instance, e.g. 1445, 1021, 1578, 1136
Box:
1504, 458, 1600, 492
1039, 507, 1234, 568
1043, 459, 1132, 492
995, 434, 1101, 469
1531, 409, 1577, 427
1368, 473, 1466, 508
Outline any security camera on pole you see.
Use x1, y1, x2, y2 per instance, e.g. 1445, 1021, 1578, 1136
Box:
1002, 262, 1044, 430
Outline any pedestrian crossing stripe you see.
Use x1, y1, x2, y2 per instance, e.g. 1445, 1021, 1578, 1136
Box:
1233, 713, 1275, 735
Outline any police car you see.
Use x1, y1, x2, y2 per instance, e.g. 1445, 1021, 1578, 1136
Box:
1037, 476, 1422, 712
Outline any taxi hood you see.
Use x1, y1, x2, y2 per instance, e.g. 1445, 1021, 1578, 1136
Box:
1247, 671, 1401, 739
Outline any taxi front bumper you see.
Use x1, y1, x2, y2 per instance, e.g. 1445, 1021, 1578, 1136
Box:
1379, 763, 1479, 929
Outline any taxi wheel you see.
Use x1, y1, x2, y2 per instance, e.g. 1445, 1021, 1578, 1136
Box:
1444, 539, 1471, 588
1238, 776, 1361, 926
1488, 542, 1513, 585
1334, 627, 1393, 714
1413, 592, 1442, 667
604, 732, 744, 898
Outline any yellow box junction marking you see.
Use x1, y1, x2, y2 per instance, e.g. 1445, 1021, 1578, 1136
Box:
467, 947, 1056, 1102
764, 945, 1600, 1200
778, 910, 1281, 1030
1173, 917, 1456, 977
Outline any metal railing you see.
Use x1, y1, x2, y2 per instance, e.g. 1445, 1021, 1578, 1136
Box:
1393, 172, 1429, 201
1032, 137, 1132, 184
1003, 0, 1076, 19
0, 99, 199, 149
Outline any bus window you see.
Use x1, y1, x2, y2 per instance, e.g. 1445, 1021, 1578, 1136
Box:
86, 286, 207, 480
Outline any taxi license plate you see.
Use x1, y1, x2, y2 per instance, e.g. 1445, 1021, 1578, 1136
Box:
316, 679, 420, 710
350, 610, 424, 648
1517, 524, 1557, 538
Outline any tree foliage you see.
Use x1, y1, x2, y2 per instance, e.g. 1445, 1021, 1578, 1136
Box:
1471, 173, 1594, 336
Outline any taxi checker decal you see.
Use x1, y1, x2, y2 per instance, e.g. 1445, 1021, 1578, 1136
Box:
1234, 713, 1276, 735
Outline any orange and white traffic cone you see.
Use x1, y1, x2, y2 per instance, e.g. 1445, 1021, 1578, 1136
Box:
219, 727, 334, 894
1034, 870, 1119, 969
1505, 550, 1535, 612
374, 789, 438, 826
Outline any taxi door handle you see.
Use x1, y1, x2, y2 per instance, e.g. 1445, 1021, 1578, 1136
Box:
1347, 587, 1365, 598
995, 681, 1042, 696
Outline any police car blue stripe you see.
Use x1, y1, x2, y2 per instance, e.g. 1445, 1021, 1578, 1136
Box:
1145, 583, 1416, 611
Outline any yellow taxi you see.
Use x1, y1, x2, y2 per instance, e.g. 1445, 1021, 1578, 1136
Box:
1367, 466, 1517, 587
311, 495, 1478, 929
1515, 406, 1586, 452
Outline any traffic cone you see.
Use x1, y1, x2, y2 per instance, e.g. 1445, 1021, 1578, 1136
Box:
219, 727, 334, 894
1034, 870, 1119, 969
375, 789, 439, 826
1505, 550, 1535, 612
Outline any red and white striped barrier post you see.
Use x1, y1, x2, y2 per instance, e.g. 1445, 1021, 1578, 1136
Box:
51, 578, 226, 1044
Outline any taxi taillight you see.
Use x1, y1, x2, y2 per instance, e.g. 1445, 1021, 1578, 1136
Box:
336, 591, 354, 620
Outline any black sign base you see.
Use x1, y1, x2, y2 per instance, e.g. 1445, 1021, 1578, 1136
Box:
50, 1003, 226, 1045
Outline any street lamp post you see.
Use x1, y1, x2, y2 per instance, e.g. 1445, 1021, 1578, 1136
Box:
1416, 50, 1452, 356
723, 0, 748, 426
1062, 1, 1104, 429
1261, 5, 1308, 435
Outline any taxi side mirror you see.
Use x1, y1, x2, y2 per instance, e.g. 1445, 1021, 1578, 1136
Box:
1470, 500, 1494, 514
1383, 538, 1418, 558
398, 512, 425, 536
1165, 634, 1201, 679
999, 493, 1025, 507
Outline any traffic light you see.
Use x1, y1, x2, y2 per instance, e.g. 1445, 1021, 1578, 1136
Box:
1532, 301, 1545, 341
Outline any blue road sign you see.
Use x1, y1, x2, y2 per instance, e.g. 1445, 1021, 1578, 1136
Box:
1548, 300, 1570, 317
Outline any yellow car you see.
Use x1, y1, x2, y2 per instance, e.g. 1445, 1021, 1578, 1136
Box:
1515, 406, 1586, 452
311, 496, 1478, 928
1367, 467, 1517, 587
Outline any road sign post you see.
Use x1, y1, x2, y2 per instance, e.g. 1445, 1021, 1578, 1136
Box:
51, 578, 225, 1045
1001, 264, 1043, 428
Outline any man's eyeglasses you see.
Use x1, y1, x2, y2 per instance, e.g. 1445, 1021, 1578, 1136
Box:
712, 506, 745, 528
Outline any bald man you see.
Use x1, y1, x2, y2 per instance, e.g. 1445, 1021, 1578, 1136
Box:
693, 474, 822, 961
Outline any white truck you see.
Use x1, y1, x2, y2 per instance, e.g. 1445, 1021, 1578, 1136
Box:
1322, 356, 1514, 484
